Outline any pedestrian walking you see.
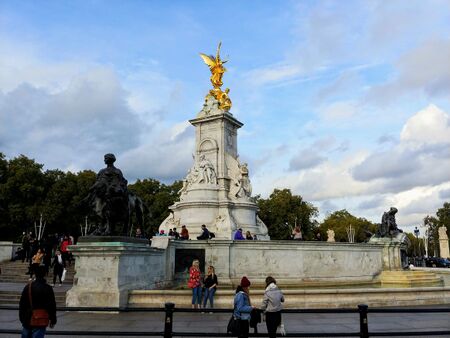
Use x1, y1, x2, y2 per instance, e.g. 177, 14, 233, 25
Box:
233, 276, 254, 338
30, 249, 44, 280
51, 250, 65, 287
261, 276, 285, 338
202, 265, 218, 309
187, 259, 202, 309
19, 265, 57, 337
22, 232, 30, 263
60, 235, 71, 267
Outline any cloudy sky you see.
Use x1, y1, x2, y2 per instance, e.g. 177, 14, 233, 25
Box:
1, 1, 449, 231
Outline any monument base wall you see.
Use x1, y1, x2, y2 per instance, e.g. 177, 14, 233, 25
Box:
66, 237, 171, 308
66, 238, 410, 308
160, 239, 392, 288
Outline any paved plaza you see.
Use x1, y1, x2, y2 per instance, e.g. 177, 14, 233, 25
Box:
1, 305, 449, 338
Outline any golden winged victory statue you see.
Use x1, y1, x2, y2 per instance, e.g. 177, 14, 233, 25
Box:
199, 42, 232, 110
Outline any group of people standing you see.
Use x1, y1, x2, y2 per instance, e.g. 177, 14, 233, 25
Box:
21, 233, 72, 287
188, 259, 284, 338
188, 260, 218, 309
233, 276, 284, 338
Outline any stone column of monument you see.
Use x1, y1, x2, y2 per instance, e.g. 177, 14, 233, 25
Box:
159, 43, 269, 240
159, 95, 269, 240
438, 226, 449, 258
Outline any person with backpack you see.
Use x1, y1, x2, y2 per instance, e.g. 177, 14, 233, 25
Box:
197, 224, 210, 240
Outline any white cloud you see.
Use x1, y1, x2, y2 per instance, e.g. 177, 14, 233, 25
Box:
365, 39, 450, 104
352, 105, 450, 192
321, 101, 358, 121
243, 63, 302, 87
253, 104, 450, 228
400, 104, 450, 144
289, 148, 326, 171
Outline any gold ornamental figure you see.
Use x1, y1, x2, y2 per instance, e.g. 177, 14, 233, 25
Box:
199, 42, 232, 110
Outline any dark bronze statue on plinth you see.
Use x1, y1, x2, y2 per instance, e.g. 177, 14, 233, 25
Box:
378, 207, 403, 237
82, 153, 146, 236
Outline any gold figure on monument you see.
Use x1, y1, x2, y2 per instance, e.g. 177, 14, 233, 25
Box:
199, 42, 232, 110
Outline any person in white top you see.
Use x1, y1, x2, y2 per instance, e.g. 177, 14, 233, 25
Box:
261, 276, 285, 338
51, 250, 65, 286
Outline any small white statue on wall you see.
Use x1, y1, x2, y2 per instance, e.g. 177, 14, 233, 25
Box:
235, 163, 252, 198
198, 154, 217, 184
327, 229, 335, 242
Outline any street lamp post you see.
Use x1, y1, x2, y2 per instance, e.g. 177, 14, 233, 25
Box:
414, 226, 420, 256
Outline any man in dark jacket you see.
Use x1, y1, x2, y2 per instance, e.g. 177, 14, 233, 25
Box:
19, 265, 57, 337
197, 224, 210, 240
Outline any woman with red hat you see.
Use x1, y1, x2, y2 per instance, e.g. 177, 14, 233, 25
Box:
233, 276, 254, 338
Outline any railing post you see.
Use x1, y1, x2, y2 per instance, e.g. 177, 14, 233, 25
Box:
358, 304, 369, 338
164, 302, 175, 338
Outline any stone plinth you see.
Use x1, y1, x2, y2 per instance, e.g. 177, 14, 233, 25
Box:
439, 226, 449, 258
66, 237, 170, 308
368, 234, 408, 270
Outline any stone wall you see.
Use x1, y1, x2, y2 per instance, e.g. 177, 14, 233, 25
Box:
66, 237, 169, 307
169, 240, 389, 287
0, 241, 14, 262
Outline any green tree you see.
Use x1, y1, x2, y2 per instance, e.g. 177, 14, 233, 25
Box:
256, 189, 318, 240
128, 179, 182, 236
0, 155, 48, 239
318, 209, 377, 243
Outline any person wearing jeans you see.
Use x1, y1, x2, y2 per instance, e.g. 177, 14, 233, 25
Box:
202, 266, 218, 309
187, 259, 202, 309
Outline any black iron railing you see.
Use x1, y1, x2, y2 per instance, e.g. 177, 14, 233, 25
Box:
0, 303, 449, 337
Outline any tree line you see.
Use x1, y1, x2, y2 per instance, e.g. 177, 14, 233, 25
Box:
1, 153, 448, 254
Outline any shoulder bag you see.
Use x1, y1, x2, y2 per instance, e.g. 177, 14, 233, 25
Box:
28, 282, 50, 327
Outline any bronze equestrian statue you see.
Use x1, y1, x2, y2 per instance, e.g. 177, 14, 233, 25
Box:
82, 153, 146, 236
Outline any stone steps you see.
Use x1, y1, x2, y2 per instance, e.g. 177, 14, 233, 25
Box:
379, 270, 443, 287
0, 260, 75, 306
0, 289, 68, 306
0, 260, 75, 284
128, 286, 450, 308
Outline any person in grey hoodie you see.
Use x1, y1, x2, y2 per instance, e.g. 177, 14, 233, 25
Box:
261, 276, 284, 338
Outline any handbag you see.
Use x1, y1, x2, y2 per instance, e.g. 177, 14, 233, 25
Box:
28, 282, 50, 327
227, 315, 240, 335
61, 268, 67, 282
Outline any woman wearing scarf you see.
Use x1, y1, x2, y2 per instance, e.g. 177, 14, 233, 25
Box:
261, 276, 284, 338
